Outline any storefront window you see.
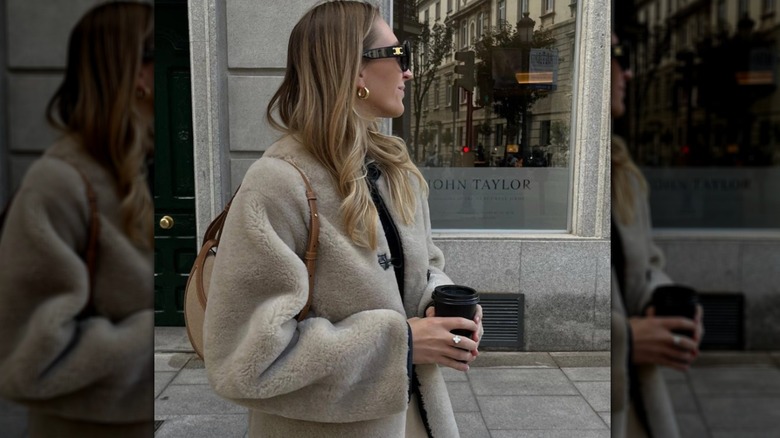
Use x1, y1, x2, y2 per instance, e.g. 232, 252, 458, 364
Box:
619, 2, 780, 229
396, 0, 577, 230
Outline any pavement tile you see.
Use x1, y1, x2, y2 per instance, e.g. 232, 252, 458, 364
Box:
441, 366, 468, 382
666, 381, 699, 414
155, 372, 177, 398
477, 396, 607, 430
472, 352, 557, 368
560, 367, 610, 381
155, 385, 247, 416
452, 412, 490, 438
490, 431, 610, 438
699, 395, 780, 431
154, 414, 247, 438
597, 412, 610, 428
445, 382, 479, 412
155, 326, 195, 352
171, 367, 210, 386
694, 352, 775, 366
468, 368, 577, 396
676, 413, 710, 438
689, 367, 780, 395
572, 381, 610, 412
549, 352, 610, 367
155, 352, 192, 373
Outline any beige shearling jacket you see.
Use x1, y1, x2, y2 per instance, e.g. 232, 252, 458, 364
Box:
204, 136, 459, 437
611, 172, 679, 438
0, 137, 154, 433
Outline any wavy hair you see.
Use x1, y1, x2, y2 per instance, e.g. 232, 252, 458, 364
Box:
267, 0, 426, 249
612, 135, 648, 225
46, 1, 153, 249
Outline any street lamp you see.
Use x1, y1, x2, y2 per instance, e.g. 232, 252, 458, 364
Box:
514, 11, 535, 164
517, 12, 535, 44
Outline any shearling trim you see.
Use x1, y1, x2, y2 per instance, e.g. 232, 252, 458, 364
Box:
412, 368, 433, 437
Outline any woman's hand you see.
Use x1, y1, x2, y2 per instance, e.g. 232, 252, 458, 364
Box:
426, 305, 484, 357
629, 307, 700, 372
408, 308, 480, 372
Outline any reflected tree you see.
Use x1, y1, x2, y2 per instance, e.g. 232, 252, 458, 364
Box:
410, 19, 454, 162
474, 23, 555, 159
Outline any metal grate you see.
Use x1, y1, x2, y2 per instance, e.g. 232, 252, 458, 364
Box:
479, 293, 524, 350
699, 292, 744, 350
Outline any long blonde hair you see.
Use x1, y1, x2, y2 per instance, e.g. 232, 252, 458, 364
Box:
46, 1, 154, 249
612, 135, 648, 225
267, 0, 426, 250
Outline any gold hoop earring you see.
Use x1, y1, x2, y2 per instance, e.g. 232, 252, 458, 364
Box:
357, 87, 370, 100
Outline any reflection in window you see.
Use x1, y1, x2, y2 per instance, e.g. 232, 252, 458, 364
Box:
398, 0, 577, 230
618, 1, 780, 229
543, 0, 554, 15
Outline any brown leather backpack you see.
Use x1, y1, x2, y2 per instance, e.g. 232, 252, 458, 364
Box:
183, 160, 319, 359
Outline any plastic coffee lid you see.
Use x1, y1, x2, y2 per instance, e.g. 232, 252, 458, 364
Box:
433, 285, 479, 304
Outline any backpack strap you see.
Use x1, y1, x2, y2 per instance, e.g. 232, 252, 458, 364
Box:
284, 159, 319, 321
68, 165, 100, 319
202, 159, 319, 321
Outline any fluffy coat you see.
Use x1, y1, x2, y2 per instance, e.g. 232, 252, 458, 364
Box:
204, 136, 459, 437
611, 174, 679, 438
0, 137, 154, 435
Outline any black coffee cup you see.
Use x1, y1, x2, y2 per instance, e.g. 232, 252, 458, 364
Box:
651, 285, 698, 339
432, 285, 480, 337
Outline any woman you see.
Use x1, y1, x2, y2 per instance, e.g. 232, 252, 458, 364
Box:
204, 1, 482, 437
0, 2, 154, 436
610, 33, 703, 438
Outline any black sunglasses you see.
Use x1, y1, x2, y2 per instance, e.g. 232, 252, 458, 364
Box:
611, 43, 631, 71
363, 41, 411, 72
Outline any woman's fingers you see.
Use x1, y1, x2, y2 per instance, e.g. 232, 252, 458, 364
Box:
440, 316, 479, 334
658, 316, 698, 334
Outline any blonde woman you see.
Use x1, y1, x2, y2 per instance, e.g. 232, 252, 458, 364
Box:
204, 1, 483, 437
610, 33, 704, 438
0, 2, 154, 436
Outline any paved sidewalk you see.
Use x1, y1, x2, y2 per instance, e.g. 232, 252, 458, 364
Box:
154, 327, 611, 437
3, 327, 778, 437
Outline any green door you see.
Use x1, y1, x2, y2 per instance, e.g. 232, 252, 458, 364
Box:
154, 0, 196, 326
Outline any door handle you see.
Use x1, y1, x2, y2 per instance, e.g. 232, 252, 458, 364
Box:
160, 215, 175, 230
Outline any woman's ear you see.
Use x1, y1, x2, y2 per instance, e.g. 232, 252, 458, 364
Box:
355, 71, 366, 89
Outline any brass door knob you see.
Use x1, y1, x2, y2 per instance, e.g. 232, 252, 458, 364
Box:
159, 215, 175, 230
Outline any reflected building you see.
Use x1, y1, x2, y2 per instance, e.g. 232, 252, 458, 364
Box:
412, 0, 578, 167
619, 0, 780, 351
627, 0, 780, 167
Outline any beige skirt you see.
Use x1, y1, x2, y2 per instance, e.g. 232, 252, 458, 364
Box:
406, 395, 428, 437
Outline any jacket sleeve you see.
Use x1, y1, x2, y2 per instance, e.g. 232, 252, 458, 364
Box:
417, 184, 452, 316
635, 189, 673, 312
203, 183, 410, 423
620, 175, 673, 315
0, 160, 152, 421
